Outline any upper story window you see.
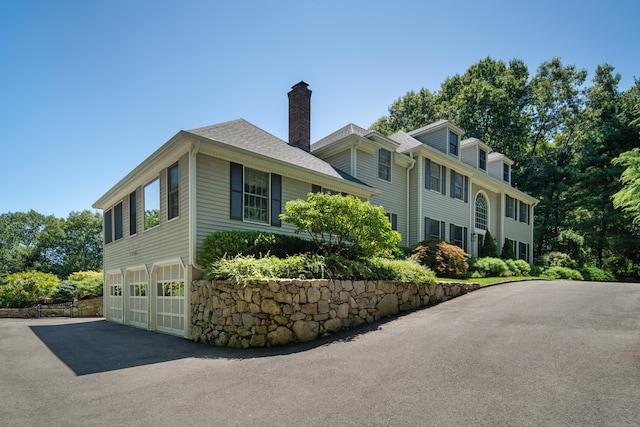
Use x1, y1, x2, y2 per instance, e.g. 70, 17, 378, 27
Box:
167, 163, 179, 220
430, 162, 441, 191
104, 209, 113, 244
448, 131, 459, 156
114, 202, 123, 240
230, 162, 282, 226
378, 149, 391, 181
503, 163, 511, 183
425, 159, 446, 194
479, 149, 487, 171
475, 193, 488, 230
144, 178, 160, 230
450, 170, 468, 202
505, 195, 516, 219
519, 201, 530, 224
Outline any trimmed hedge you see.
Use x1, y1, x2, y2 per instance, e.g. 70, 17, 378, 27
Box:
579, 266, 616, 282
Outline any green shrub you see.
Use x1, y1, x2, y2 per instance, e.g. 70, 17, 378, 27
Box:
204, 254, 436, 283
67, 271, 103, 299
54, 280, 78, 300
198, 231, 316, 267
579, 267, 616, 282
501, 238, 516, 260
411, 240, 469, 279
513, 259, 532, 276
479, 231, 499, 258
542, 266, 584, 281
543, 251, 576, 269
468, 257, 508, 277
280, 192, 401, 259
0, 271, 59, 308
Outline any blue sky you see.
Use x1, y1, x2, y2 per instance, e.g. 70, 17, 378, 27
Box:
1, 0, 638, 218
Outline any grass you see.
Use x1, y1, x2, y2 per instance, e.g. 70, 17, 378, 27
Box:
438, 276, 544, 286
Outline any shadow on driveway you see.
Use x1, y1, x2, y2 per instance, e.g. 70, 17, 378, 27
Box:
29, 317, 392, 376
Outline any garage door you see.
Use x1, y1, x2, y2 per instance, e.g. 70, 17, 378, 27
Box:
155, 264, 185, 336
105, 272, 123, 323
126, 269, 148, 329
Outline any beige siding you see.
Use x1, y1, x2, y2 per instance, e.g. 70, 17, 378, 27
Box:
461, 146, 477, 169
103, 154, 190, 272
415, 128, 447, 154
322, 151, 352, 175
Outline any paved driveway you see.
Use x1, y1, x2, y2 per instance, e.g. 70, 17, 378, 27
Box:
1, 280, 639, 426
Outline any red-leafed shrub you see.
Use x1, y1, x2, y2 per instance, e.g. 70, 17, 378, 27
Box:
411, 240, 469, 279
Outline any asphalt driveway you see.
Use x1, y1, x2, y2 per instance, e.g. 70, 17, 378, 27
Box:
1, 280, 639, 426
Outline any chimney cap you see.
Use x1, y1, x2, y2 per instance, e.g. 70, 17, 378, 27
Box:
291, 81, 310, 90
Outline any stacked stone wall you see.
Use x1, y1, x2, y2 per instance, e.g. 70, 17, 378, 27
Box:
191, 279, 479, 348
0, 297, 104, 318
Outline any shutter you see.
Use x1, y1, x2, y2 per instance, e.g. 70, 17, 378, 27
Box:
450, 169, 455, 198
449, 223, 454, 243
391, 213, 397, 231
424, 217, 430, 241
425, 159, 431, 189
463, 227, 468, 252
441, 166, 447, 195
230, 162, 243, 220
271, 174, 282, 226
440, 221, 446, 241
464, 176, 469, 203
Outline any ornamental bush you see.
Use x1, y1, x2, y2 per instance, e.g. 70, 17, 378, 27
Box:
280, 192, 401, 260
468, 257, 508, 277
542, 266, 584, 281
501, 238, 516, 260
411, 240, 469, 279
543, 251, 576, 269
479, 231, 499, 258
0, 271, 59, 308
579, 266, 616, 282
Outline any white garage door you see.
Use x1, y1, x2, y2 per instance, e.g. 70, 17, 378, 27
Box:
155, 264, 185, 336
105, 272, 123, 323
127, 269, 148, 329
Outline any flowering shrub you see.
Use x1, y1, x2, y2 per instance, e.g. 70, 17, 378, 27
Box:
0, 271, 59, 308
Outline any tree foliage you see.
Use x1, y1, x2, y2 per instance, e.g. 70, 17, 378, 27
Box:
280, 192, 401, 259
0, 271, 59, 308
0, 210, 102, 278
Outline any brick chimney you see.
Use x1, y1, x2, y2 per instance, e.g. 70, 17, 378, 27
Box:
288, 81, 311, 152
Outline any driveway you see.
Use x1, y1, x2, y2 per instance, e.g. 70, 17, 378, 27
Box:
1, 280, 638, 426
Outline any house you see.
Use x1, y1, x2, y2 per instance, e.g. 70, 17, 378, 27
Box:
93, 81, 538, 337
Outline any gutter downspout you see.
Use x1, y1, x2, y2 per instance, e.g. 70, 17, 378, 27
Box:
189, 140, 202, 271
406, 152, 416, 246
351, 139, 362, 177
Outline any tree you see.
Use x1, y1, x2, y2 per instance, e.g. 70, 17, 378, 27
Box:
280, 192, 401, 259
501, 238, 516, 260
612, 148, 640, 224
479, 230, 498, 258
0, 271, 59, 308
370, 88, 439, 135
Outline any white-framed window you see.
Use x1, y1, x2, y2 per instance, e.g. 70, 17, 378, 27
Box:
475, 193, 488, 230
244, 167, 270, 223
503, 163, 511, 183
479, 148, 487, 171
425, 217, 444, 240
518, 242, 530, 262
450, 224, 467, 251
230, 163, 282, 227
386, 212, 398, 230
519, 201, 530, 224
449, 131, 459, 156
430, 162, 441, 191
144, 178, 160, 230
506, 195, 516, 219
452, 171, 464, 200
378, 149, 391, 181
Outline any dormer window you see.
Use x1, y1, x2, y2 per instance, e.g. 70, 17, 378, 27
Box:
449, 131, 459, 156
503, 163, 510, 183
378, 148, 391, 181
479, 149, 487, 171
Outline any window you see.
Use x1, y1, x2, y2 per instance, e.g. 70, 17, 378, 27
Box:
505, 195, 515, 219
479, 149, 487, 171
104, 209, 113, 244
449, 224, 468, 251
129, 191, 137, 235
386, 213, 398, 231
425, 159, 446, 194
503, 163, 510, 183
114, 202, 123, 240
519, 201, 530, 224
378, 149, 391, 181
230, 163, 282, 226
519, 242, 530, 262
450, 170, 468, 201
144, 178, 160, 230
475, 193, 488, 230
449, 131, 459, 156
425, 217, 444, 240
167, 163, 179, 220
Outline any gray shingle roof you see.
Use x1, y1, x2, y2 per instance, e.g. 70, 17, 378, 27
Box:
389, 131, 422, 153
311, 123, 369, 152
187, 119, 369, 187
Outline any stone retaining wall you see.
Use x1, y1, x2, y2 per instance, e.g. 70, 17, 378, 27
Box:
0, 297, 104, 318
191, 279, 479, 348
